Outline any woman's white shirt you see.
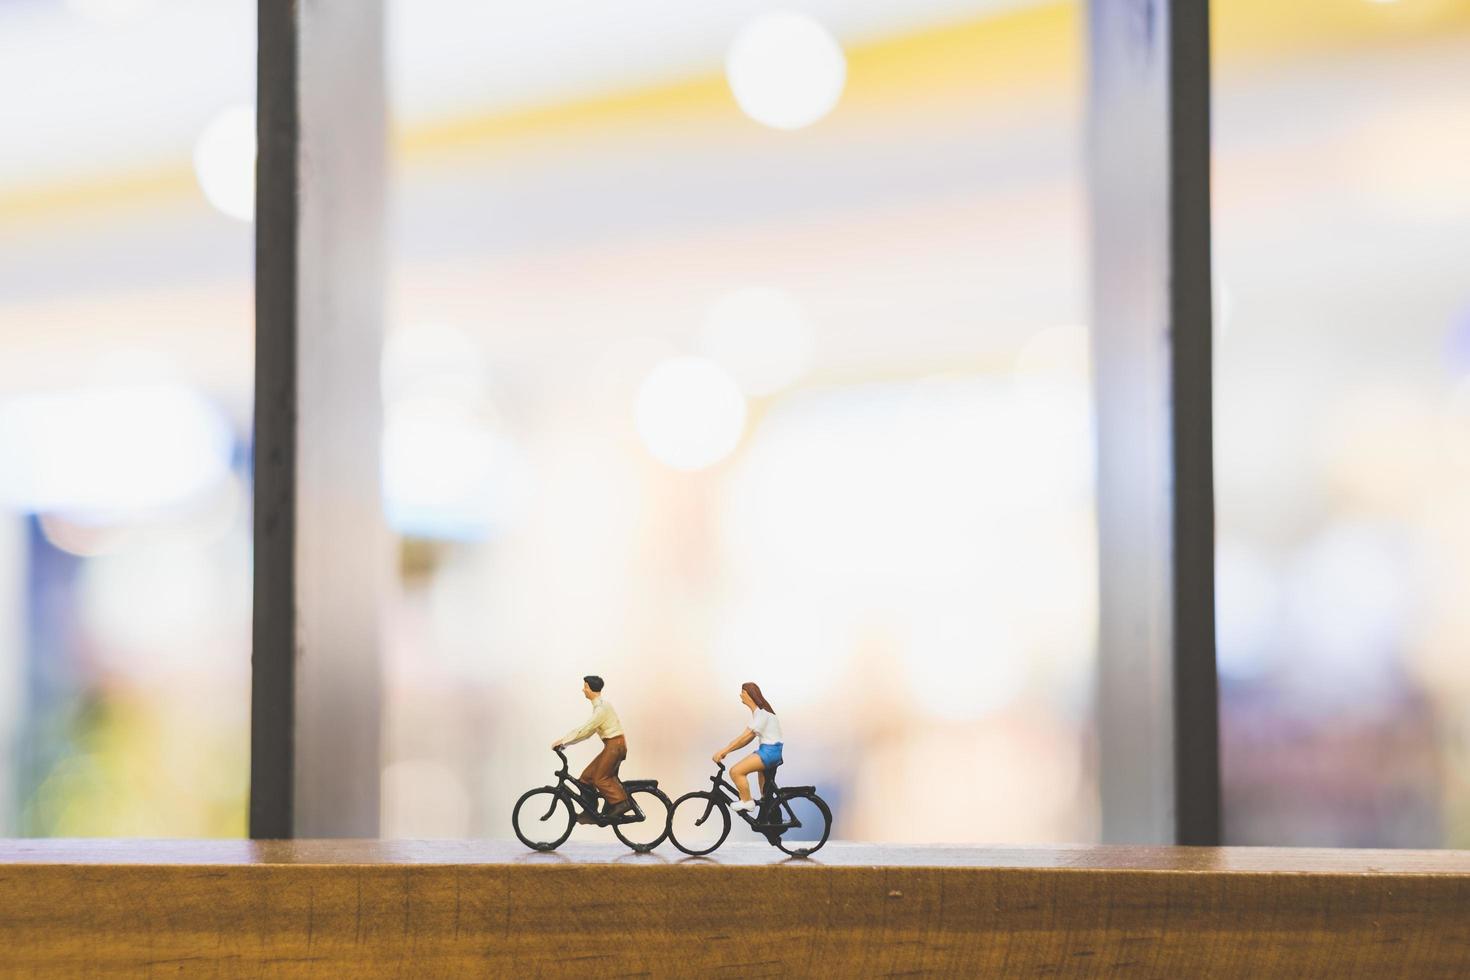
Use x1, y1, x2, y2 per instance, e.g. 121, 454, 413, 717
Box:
750, 708, 783, 746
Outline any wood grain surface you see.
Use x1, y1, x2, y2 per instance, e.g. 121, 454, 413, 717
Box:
3, 840, 1469, 977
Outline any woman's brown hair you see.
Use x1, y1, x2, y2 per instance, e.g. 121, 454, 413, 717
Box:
742, 682, 774, 714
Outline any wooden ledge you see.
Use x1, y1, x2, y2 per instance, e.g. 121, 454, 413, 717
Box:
4, 841, 1470, 976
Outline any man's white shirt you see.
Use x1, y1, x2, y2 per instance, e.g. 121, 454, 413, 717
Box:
560, 696, 624, 746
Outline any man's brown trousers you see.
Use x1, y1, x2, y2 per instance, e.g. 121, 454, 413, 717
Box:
579, 735, 627, 805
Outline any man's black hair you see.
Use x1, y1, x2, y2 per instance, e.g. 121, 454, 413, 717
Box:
583, 675, 605, 692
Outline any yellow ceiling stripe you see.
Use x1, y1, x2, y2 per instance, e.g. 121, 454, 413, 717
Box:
3, 0, 1469, 221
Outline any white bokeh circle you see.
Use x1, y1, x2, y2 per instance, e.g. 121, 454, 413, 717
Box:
635, 356, 747, 470
726, 10, 847, 131
194, 105, 255, 222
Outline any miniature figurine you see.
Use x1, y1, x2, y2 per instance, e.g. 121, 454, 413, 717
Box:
668, 681, 832, 857
713, 681, 782, 813
552, 675, 630, 821
513, 675, 671, 852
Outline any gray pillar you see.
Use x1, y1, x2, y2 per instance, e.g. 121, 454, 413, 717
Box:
251, 0, 387, 839
1087, 0, 1219, 844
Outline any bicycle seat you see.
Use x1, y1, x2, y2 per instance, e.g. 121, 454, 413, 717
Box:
764, 760, 781, 787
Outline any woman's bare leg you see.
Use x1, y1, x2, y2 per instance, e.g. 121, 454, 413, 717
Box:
730, 753, 765, 802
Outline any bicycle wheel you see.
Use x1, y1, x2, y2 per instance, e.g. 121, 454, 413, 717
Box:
667, 791, 732, 856
512, 786, 575, 852
613, 787, 673, 852
771, 790, 832, 857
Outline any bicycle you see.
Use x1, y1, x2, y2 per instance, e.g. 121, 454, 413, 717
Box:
666, 758, 832, 858
512, 747, 672, 852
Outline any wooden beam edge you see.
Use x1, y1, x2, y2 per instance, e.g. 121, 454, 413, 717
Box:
4, 844, 1469, 976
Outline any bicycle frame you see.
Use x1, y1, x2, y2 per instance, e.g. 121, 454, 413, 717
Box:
538, 748, 585, 821
696, 762, 802, 835
542, 747, 649, 826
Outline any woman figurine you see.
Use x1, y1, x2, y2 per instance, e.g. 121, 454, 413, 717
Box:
712, 682, 783, 814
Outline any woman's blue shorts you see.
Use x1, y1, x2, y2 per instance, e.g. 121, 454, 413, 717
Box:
757, 742, 784, 768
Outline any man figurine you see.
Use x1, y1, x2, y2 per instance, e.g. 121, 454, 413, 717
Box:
552, 675, 630, 823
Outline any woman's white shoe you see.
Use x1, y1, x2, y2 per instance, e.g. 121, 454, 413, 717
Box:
733, 800, 756, 813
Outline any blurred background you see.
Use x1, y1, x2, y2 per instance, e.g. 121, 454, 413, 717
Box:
0, 0, 1466, 847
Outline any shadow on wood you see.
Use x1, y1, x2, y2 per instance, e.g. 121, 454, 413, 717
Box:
3, 841, 1469, 976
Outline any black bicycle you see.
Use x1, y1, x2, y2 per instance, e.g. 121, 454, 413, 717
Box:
512, 747, 672, 852
667, 759, 831, 858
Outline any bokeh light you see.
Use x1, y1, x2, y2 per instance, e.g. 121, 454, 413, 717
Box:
382, 397, 531, 540
380, 323, 528, 539
725, 10, 847, 131
39, 472, 242, 558
193, 105, 255, 222
0, 385, 233, 518
1214, 543, 1281, 682
634, 356, 747, 471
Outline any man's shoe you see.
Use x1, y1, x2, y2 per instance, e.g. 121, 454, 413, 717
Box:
604, 800, 632, 820
575, 810, 600, 825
